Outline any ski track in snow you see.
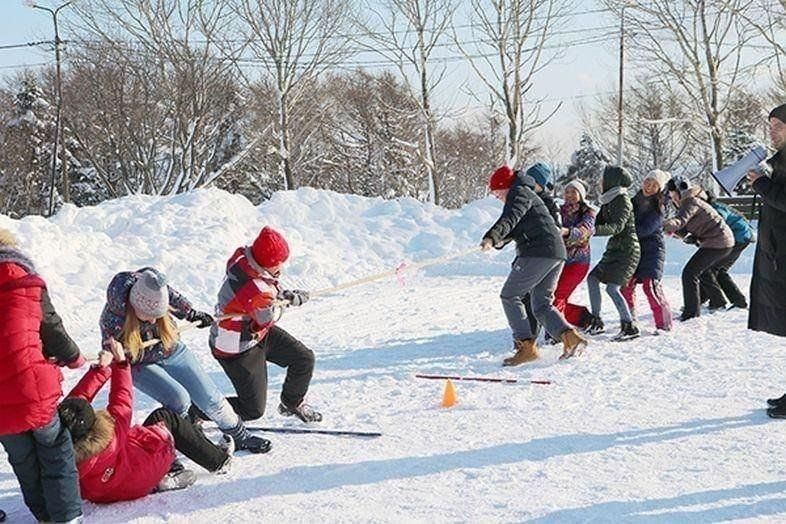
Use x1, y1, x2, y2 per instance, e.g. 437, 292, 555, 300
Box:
1, 188, 783, 523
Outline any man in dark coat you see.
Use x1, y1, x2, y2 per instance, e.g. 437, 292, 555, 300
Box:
749, 103, 786, 339
481, 165, 587, 365
749, 104, 786, 417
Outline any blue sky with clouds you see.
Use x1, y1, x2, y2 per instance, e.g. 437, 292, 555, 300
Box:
0, 0, 621, 162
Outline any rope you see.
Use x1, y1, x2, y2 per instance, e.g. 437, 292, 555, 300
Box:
309, 246, 481, 298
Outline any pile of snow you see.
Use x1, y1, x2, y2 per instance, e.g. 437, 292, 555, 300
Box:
1, 188, 778, 523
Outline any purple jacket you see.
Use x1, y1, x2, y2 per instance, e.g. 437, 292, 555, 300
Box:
99, 267, 194, 364
560, 202, 596, 265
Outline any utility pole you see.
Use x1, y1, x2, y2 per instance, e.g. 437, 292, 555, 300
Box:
30, 1, 73, 215
617, 4, 627, 167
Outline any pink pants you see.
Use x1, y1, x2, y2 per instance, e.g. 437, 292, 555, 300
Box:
621, 277, 673, 331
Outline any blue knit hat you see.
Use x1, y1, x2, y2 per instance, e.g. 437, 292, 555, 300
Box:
526, 162, 553, 189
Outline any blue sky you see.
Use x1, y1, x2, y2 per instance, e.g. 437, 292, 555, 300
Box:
0, 0, 620, 162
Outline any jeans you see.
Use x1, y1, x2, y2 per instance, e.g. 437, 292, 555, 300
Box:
0, 413, 82, 523
133, 341, 240, 431
588, 273, 633, 323
500, 256, 570, 341
218, 326, 315, 420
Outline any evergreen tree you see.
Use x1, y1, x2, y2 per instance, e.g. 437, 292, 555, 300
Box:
560, 133, 610, 201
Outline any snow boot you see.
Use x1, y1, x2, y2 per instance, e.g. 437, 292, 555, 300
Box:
227, 422, 272, 454
216, 434, 235, 475
278, 402, 323, 423
156, 468, 196, 492
767, 393, 786, 408
612, 321, 640, 342
559, 328, 587, 360
585, 315, 605, 335
767, 404, 786, 419
0, 509, 5, 522
502, 339, 539, 367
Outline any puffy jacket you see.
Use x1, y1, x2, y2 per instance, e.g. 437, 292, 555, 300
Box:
663, 188, 734, 249
67, 363, 175, 503
590, 166, 640, 285
710, 201, 755, 245
0, 247, 63, 436
560, 202, 595, 265
99, 268, 195, 364
749, 149, 786, 336
632, 190, 666, 281
483, 171, 567, 260
209, 247, 282, 358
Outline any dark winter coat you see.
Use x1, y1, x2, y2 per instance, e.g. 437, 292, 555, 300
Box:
710, 201, 755, 245
0, 247, 63, 435
749, 149, 786, 337
483, 171, 567, 260
67, 363, 175, 503
589, 167, 640, 285
99, 268, 195, 364
631, 190, 666, 281
663, 188, 734, 250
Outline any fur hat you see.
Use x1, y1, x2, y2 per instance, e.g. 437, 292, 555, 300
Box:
129, 270, 170, 319
251, 226, 290, 268
58, 398, 96, 441
644, 169, 671, 192
565, 179, 587, 202
489, 165, 516, 190
769, 103, 786, 124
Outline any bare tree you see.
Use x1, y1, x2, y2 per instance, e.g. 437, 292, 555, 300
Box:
357, 0, 456, 204
455, 0, 568, 166
731, 0, 786, 92
69, 0, 246, 195
604, 0, 757, 180
233, 0, 354, 190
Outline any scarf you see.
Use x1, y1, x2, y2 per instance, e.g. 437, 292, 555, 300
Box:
599, 186, 628, 205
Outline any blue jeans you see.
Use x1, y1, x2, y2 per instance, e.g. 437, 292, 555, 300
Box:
588, 273, 633, 322
132, 342, 240, 431
0, 413, 82, 522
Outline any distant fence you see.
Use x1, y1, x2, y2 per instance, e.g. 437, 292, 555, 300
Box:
717, 195, 758, 220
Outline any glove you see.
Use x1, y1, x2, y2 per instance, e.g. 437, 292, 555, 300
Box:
188, 310, 214, 328
480, 238, 494, 252
279, 289, 310, 307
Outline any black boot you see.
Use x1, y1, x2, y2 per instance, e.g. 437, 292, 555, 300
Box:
227, 422, 272, 454
585, 315, 605, 335
767, 393, 786, 408
613, 321, 641, 341
767, 404, 786, 419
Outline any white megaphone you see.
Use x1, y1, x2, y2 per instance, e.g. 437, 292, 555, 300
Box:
712, 145, 769, 196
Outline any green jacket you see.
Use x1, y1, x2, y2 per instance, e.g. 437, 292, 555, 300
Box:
590, 166, 640, 285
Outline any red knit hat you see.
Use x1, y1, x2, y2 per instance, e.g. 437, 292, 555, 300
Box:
251, 226, 290, 268
489, 165, 515, 190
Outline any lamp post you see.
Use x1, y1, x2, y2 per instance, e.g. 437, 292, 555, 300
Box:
29, 1, 72, 215
616, 3, 629, 167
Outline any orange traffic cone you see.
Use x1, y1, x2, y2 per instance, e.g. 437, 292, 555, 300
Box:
441, 379, 458, 408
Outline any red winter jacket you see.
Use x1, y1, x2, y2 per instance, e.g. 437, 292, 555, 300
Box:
0, 261, 63, 436
66, 363, 175, 503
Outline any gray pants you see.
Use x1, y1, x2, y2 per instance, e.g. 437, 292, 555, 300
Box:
500, 256, 570, 341
587, 274, 632, 322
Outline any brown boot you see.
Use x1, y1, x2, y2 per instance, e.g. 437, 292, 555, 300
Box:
502, 339, 539, 367
560, 328, 588, 360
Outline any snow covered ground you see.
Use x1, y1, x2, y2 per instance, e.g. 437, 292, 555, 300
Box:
1, 188, 784, 523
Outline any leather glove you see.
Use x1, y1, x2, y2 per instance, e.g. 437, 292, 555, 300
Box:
188, 310, 214, 328
279, 289, 310, 307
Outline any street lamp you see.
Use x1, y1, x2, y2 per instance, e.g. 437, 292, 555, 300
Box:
28, 0, 73, 216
